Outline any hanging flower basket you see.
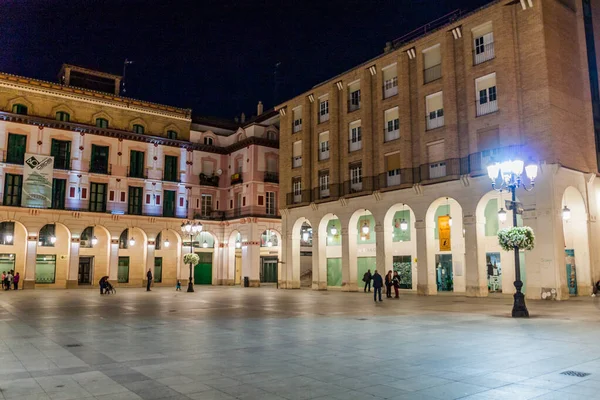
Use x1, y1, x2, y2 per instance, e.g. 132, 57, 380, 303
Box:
497, 226, 535, 252
183, 253, 199, 265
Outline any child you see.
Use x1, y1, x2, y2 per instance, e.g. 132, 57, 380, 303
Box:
176, 280, 181, 291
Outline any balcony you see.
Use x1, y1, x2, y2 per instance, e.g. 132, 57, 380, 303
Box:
383, 79, 398, 99
343, 177, 373, 196
199, 173, 220, 187
424, 63, 442, 84
312, 184, 341, 201
426, 112, 445, 131
476, 99, 498, 117
127, 167, 148, 179
384, 128, 400, 142
292, 156, 302, 168
319, 113, 329, 123
163, 173, 180, 183
468, 145, 522, 174
375, 169, 415, 190
286, 190, 311, 206
348, 100, 361, 113
192, 208, 225, 220
53, 157, 71, 170
419, 158, 460, 181
386, 172, 402, 187
474, 42, 495, 65
231, 173, 243, 185
264, 171, 279, 183
89, 161, 111, 175
348, 139, 362, 152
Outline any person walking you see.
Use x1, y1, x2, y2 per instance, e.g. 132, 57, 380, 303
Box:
12, 272, 19, 290
176, 280, 181, 291
392, 271, 400, 298
372, 270, 383, 302
385, 270, 393, 298
146, 269, 153, 291
363, 269, 372, 292
6, 271, 13, 291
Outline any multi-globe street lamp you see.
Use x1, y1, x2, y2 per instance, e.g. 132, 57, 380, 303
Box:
181, 221, 203, 292
486, 158, 538, 318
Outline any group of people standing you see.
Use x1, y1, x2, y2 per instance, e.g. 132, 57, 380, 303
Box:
2, 270, 19, 290
362, 269, 401, 302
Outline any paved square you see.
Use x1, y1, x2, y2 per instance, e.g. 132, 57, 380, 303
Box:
0, 288, 599, 399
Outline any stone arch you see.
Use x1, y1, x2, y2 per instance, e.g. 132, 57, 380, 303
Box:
78, 224, 111, 285
155, 228, 182, 286
289, 218, 309, 289
36, 222, 71, 288
129, 117, 148, 132
348, 209, 376, 290
383, 203, 418, 291
51, 104, 75, 120
0, 220, 27, 287
227, 230, 242, 285
117, 227, 148, 287
91, 111, 113, 126
317, 213, 342, 290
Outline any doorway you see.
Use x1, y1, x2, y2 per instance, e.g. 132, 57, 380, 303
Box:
435, 254, 453, 292
78, 256, 94, 285
260, 257, 278, 283
565, 249, 577, 295
486, 252, 502, 293
234, 255, 242, 285
194, 252, 212, 285
393, 255, 412, 289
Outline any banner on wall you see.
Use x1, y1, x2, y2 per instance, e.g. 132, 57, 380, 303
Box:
22, 153, 54, 208
438, 215, 451, 251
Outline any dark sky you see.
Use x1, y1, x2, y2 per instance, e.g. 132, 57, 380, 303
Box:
0, 0, 491, 119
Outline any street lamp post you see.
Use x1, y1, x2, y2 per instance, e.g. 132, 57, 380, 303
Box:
487, 159, 538, 318
181, 221, 203, 292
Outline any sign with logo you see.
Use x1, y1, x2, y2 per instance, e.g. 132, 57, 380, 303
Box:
438, 215, 451, 251
22, 153, 54, 208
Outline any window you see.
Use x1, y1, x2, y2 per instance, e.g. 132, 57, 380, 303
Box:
292, 141, 302, 168
128, 186, 143, 215
423, 44, 442, 84
96, 118, 109, 128
319, 131, 330, 161
385, 153, 402, 187
12, 104, 27, 115
129, 150, 145, 178
80, 227, 94, 248
350, 163, 363, 192
39, 224, 56, 247
164, 155, 178, 182
427, 141, 447, 179
348, 81, 361, 112
204, 137, 214, 145
319, 98, 329, 123
35, 255, 56, 284
52, 179, 66, 209
6, 134, 26, 164
120, 191, 126, 202
3, 174, 22, 206
119, 229, 129, 249
265, 192, 276, 215
319, 171, 330, 198
476, 73, 498, 116
156, 194, 161, 205
384, 108, 400, 142
349, 121, 362, 152
51, 139, 71, 170
167, 130, 178, 140
292, 178, 302, 203
132, 124, 145, 134
81, 187, 88, 200
201, 194, 212, 216
473, 22, 495, 65
154, 257, 163, 283
292, 107, 302, 132
118, 257, 129, 283
426, 92, 444, 130
90, 144, 110, 174
0, 222, 15, 245
55, 111, 70, 122
266, 131, 277, 141
163, 190, 176, 217
89, 182, 107, 212
382, 64, 398, 98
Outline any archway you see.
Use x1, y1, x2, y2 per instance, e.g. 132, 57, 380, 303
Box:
260, 229, 281, 285
36, 223, 71, 287
155, 229, 182, 286
289, 219, 307, 288
117, 227, 148, 287
349, 209, 376, 291
383, 204, 417, 291
78, 225, 110, 286
425, 197, 465, 293
561, 186, 592, 296
227, 230, 242, 285
0, 221, 27, 288
318, 214, 342, 289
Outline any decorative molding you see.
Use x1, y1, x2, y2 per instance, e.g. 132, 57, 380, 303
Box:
368, 65, 377, 76
461, 175, 470, 187
335, 81, 343, 91
310, 202, 318, 211
373, 191, 382, 201
519, 0, 534, 10
406, 48, 416, 60
71, 237, 80, 243
412, 183, 423, 195
111, 238, 119, 245
307, 94, 315, 103
450, 26, 462, 39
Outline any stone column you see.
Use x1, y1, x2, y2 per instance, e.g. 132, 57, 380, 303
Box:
108, 239, 119, 284
341, 228, 356, 291
241, 241, 261, 287
23, 237, 37, 289
311, 232, 325, 290
66, 239, 81, 289
464, 214, 486, 297
415, 221, 435, 295
375, 223, 386, 273
145, 241, 155, 287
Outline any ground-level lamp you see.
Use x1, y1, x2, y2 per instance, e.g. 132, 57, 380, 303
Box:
487, 157, 538, 318
562, 205, 571, 221
181, 221, 203, 292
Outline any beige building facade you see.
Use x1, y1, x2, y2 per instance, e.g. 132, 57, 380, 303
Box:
277, 0, 600, 300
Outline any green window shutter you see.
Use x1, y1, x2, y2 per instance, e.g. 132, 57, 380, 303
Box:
56, 112, 70, 122
96, 118, 109, 128
167, 130, 177, 140
128, 186, 142, 215
6, 134, 27, 164
3, 174, 22, 206
163, 190, 176, 217
133, 124, 144, 134
129, 151, 144, 178
90, 145, 109, 174
51, 179, 66, 209
12, 104, 28, 115
89, 182, 107, 212
164, 156, 178, 182
51, 139, 71, 170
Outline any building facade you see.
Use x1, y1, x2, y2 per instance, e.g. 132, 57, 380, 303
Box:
0, 65, 280, 289
277, 0, 600, 300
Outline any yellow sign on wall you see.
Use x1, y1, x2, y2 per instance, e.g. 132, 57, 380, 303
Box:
438, 215, 451, 251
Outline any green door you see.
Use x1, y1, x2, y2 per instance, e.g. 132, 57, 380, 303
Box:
357, 257, 377, 286
260, 257, 278, 283
194, 252, 212, 285
154, 257, 162, 283
118, 256, 130, 283
163, 190, 175, 217
327, 258, 342, 287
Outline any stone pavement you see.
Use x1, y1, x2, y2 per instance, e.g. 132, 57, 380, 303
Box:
0, 287, 600, 400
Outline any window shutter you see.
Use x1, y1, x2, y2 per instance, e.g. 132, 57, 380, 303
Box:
385, 153, 401, 171
293, 141, 302, 157
156, 195, 161, 205
258, 195, 264, 206
382, 65, 397, 81
426, 92, 443, 113
109, 190, 115, 202
477, 128, 500, 151
427, 142, 445, 163
423, 45, 441, 68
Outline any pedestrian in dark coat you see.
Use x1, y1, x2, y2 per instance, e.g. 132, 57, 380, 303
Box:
363, 269, 372, 292
385, 271, 393, 298
372, 270, 383, 302
392, 271, 400, 298
146, 269, 153, 291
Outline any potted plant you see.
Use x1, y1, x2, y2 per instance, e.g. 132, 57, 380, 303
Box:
497, 226, 535, 252
183, 253, 199, 266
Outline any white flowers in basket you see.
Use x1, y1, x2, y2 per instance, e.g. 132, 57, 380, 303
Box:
183, 253, 200, 265
497, 226, 535, 252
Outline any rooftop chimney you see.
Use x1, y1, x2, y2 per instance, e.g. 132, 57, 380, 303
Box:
257, 101, 263, 116
241, 112, 246, 123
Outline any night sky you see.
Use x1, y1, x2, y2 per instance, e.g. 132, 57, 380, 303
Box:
1, 0, 491, 119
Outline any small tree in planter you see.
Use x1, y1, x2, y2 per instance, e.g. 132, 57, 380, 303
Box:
497, 226, 535, 252
183, 253, 200, 266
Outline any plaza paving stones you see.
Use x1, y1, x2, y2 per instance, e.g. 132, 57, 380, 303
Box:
0, 288, 600, 399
